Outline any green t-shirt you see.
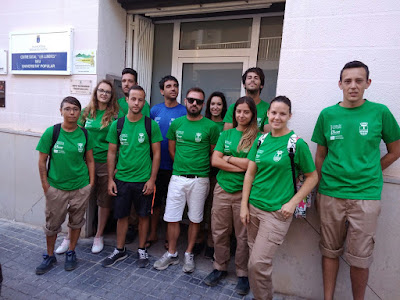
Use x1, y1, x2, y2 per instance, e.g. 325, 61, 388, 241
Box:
78, 109, 124, 163
106, 115, 162, 182
36, 126, 94, 191
223, 100, 269, 131
167, 116, 220, 177
214, 129, 260, 193
118, 97, 150, 117
312, 100, 400, 200
215, 121, 224, 134
248, 131, 316, 211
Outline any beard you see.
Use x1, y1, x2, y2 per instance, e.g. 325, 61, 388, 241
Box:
246, 88, 260, 97
187, 107, 202, 117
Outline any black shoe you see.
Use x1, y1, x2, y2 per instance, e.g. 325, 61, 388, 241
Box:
102, 248, 128, 267
137, 249, 149, 268
35, 254, 57, 275
64, 250, 78, 271
235, 276, 250, 295
125, 226, 137, 244
204, 246, 214, 259
204, 269, 227, 287
193, 242, 205, 256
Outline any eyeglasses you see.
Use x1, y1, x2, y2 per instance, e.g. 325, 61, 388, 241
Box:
186, 97, 204, 105
97, 89, 112, 95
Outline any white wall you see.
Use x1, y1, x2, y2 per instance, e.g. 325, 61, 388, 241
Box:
278, 0, 400, 178
0, 0, 100, 133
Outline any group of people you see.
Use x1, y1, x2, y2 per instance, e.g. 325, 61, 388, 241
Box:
35, 61, 400, 300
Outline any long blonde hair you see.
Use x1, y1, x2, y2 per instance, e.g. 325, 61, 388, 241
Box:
232, 96, 259, 152
81, 80, 119, 128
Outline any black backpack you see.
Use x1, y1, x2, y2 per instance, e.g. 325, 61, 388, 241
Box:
116, 116, 153, 160
47, 123, 88, 175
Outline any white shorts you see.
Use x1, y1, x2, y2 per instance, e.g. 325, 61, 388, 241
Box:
163, 175, 210, 223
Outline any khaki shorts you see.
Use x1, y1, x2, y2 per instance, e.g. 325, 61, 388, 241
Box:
44, 184, 92, 236
90, 162, 112, 208
317, 193, 381, 268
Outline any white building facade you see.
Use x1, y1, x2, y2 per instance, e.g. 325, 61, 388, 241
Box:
0, 0, 399, 298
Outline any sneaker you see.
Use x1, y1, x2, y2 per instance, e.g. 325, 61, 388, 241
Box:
137, 249, 149, 268
64, 250, 78, 271
204, 246, 214, 259
153, 251, 179, 270
91, 237, 104, 254
101, 248, 128, 268
235, 276, 250, 295
182, 252, 195, 273
125, 225, 137, 244
204, 269, 227, 286
35, 254, 57, 275
55, 238, 70, 255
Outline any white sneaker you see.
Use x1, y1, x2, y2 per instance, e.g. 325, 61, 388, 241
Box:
182, 252, 195, 273
55, 238, 70, 254
91, 237, 104, 254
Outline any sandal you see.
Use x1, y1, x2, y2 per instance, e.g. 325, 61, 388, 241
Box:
144, 240, 158, 249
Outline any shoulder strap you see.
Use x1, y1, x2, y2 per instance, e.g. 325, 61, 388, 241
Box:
145, 116, 153, 160
257, 133, 269, 150
47, 123, 61, 176
287, 133, 299, 194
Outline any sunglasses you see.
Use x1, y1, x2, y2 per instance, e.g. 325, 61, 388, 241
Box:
186, 97, 204, 105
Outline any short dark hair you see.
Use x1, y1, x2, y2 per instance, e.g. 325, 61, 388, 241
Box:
186, 87, 205, 99
242, 67, 265, 88
269, 95, 292, 114
340, 61, 369, 81
60, 96, 81, 110
205, 91, 227, 119
122, 68, 138, 82
128, 85, 146, 97
159, 75, 179, 90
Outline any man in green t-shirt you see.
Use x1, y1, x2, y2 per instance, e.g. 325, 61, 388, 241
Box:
153, 87, 220, 273
223, 67, 270, 132
35, 96, 95, 275
312, 61, 400, 300
101, 86, 162, 268
117, 68, 150, 117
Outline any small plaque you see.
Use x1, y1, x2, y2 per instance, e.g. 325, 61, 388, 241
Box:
70, 80, 92, 95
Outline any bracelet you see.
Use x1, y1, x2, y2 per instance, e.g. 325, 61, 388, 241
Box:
227, 156, 231, 163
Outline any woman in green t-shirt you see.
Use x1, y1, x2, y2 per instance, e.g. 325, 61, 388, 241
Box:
240, 96, 318, 300
55, 80, 121, 255
205, 91, 227, 133
203, 96, 259, 296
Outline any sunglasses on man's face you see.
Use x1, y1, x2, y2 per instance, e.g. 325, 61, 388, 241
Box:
186, 97, 204, 105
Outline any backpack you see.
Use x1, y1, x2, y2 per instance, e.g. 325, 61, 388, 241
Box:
116, 116, 153, 160
257, 133, 314, 218
48, 123, 88, 175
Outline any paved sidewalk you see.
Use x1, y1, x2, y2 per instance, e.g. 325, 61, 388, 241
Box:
0, 219, 303, 300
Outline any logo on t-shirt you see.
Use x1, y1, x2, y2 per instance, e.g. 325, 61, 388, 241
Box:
53, 141, 65, 154
85, 118, 93, 128
77, 143, 84, 153
195, 133, 202, 143
169, 118, 175, 126
255, 149, 264, 163
273, 150, 283, 162
176, 131, 184, 142
359, 122, 368, 136
155, 117, 161, 124
138, 133, 145, 143
120, 134, 129, 145
329, 124, 343, 140
257, 117, 262, 127
224, 140, 232, 153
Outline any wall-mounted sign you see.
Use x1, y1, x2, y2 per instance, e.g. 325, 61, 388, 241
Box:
0, 50, 7, 74
73, 50, 96, 74
0, 81, 5, 107
10, 29, 73, 75
70, 80, 92, 95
